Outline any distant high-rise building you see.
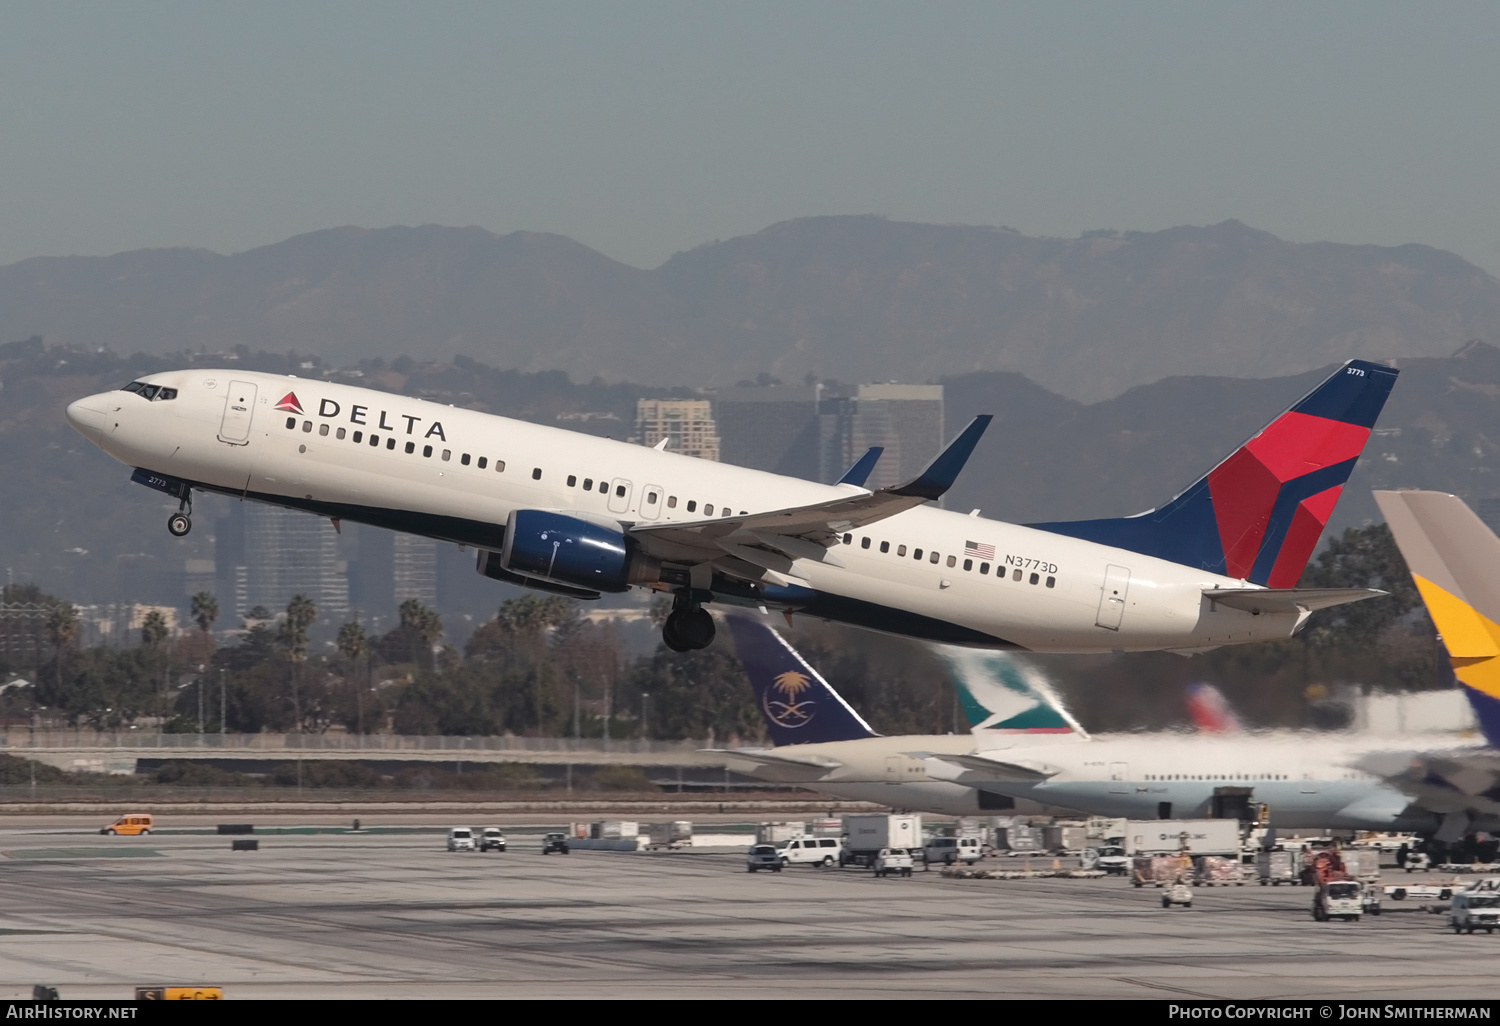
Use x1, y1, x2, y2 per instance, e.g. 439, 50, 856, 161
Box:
635, 399, 721, 461
819, 384, 945, 492
217, 503, 348, 622
713, 386, 821, 479
393, 533, 438, 609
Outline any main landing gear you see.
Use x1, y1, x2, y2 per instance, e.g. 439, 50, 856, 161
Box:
662, 592, 716, 653
167, 488, 193, 537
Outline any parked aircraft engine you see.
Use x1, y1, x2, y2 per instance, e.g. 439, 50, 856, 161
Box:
498, 509, 660, 594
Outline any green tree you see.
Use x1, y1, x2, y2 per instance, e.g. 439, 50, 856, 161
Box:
190, 592, 220, 635
44, 602, 77, 693
140, 610, 169, 649
280, 594, 317, 729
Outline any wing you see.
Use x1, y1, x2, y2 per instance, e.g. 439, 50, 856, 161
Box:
1357, 748, 1500, 819
704, 747, 844, 782
629, 415, 992, 579
912, 751, 1060, 782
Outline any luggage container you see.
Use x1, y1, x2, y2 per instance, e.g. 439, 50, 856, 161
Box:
1256, 849, 1297, 886
1194, 855, 1245, 886
756, 821, 806, 845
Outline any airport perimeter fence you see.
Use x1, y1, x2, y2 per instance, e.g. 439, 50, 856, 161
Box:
0, 731, 710, 755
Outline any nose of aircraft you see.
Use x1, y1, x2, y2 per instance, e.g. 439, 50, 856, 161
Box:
65, 395, 108, 444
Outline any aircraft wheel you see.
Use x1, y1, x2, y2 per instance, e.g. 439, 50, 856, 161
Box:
168, 513, 192, 537
667, 607, 715, 650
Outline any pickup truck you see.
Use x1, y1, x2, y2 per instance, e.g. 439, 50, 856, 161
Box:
874, 847, 915, 878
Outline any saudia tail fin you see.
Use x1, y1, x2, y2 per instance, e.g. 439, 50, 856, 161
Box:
1374, 490, 1500, 745
934, 646, 1088, 740
724, 614, 878, 746
1031, 361, 1397, 586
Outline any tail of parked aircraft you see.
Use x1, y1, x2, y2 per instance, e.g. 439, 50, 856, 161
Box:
1185, 682, 1243, 734
1033, 360, 1398, 587
1374, 490, 1500, 746
725, 614, 878, 746
936, 647, 1088, 740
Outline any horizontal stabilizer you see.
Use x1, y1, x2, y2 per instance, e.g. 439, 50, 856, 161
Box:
1202, 587, 1385, 614
915, 751, 1058, 781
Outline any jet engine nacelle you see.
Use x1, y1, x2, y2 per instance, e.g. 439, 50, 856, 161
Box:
498, 509, 660, 594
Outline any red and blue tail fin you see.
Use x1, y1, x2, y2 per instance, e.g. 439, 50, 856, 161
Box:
1030, 360, 1397, 585
1185, 683, 1243, 734
725, 614, 879, 746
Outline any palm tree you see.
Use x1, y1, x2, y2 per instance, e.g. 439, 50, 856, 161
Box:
281, 594, 317, 730
336, 621, 369, 735
190, 592, 219, 635
44, 603, 77, 693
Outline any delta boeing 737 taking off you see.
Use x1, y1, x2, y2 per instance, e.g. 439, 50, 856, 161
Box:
64, 360, 1395, 654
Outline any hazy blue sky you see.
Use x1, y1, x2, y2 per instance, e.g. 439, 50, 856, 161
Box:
2, 1, 1498, 272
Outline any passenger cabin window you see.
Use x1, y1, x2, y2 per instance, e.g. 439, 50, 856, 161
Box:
461, 453, 471, 466
386, 437, 395, 449
478, 457, 488, 469
946, 555, 956, 567
843, 534, 852, 545
303, 421, 312, 432
647, 491, 658, 504
962, 558, 972, 571
495, 460, 505, 472
405, 441, 415, 453
1029, 572, 1039, 585
616, 485, 627, 497
667, 496, 677, 508
721, 507, 732, 517
980, 563, 989, 574
599, 481, 608, 493
930, 551, 940, 564
531, 467, 541, 479
861, 537, 871, 549
353, 431, 363, 443
897, 545, 907, 556
1046, 576, 1056, 588
704, 503, 714, 515
319, 424, 329, 436
880, 541, 890, 553
687, 501, 697, 512
286, 417, 296, 429
583, 478, 593, 490
913, 549, 922, 560
337, 428, 347, 440
1013, 569, 1022, 581
567, 475, 577, 487
370, 434, 379, 446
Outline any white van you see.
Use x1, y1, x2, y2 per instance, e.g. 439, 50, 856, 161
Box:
1451, 887, 1500, 934
923, 836, 983, 866
778, 837, 842, 867
447, 827, 476, 852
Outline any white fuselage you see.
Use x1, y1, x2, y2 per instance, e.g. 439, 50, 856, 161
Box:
67, 370, 1305, 652
717, 734, 1071, 816
941, 731, 1482, 832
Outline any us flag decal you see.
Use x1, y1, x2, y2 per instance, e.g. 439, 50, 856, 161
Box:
965, 540, 995, 560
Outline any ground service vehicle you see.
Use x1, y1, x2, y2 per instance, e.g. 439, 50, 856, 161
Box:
1450, 885, 1500, 934
447, 828, 475, 852
780, 837, 841, 867
1256, 849, 1296, 886
542, 833, 570, 854
874, 848, 915, 877
842, 814, 922, 868
1162, 881, 1193, 908
747, 844, 783, 873
1313, 880, 1363, 921
480, 828, 506, 852
100, 814, 152, 836
1093, 845, 1129, 875
924, 837, 983, 866
1123, 820, 1240, 856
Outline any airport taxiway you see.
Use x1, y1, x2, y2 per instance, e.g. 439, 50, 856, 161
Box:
0, 820, 1495, 1000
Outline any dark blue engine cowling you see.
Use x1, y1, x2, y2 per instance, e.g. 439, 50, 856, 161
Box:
500, 510, 636, 593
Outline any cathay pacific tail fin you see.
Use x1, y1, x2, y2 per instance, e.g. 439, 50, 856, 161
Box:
1374, 490, 1500, 745
724, 614, 878, 746
1032, 361, 1397, 586
934, 646, 1088, 740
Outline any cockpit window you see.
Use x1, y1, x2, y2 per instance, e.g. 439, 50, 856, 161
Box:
121, 382, 177, 401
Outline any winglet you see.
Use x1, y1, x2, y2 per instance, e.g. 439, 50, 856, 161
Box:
836, 447, 884, 487
890, 415, 993, 501
1374, 489, 1500, 746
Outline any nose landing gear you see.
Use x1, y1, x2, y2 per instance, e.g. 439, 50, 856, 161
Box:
662, 593, 716, 652
167, 490, 193, 537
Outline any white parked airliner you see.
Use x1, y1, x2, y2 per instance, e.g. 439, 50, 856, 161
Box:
64, 360, 1394, 653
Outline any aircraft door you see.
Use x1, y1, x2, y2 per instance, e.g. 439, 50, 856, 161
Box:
1109, 762, 1129, 793
607, 478, 632, 514
640, 484, 664, 521
217, 381, 257, 445
1095, 564, 1131, 630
